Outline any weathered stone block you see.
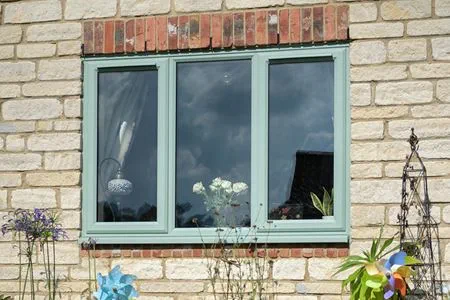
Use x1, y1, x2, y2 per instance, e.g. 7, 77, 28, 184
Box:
287, 0, 327, 4
380, 0, 431, 20
140, 281, 205, 293
120, 0, 170, 16
0, 84, 20, 98
44, 152, 81, 170
0, 153, 41, 171
351, 83, 371, 106
419, 139, 450, 159
432, 37, 450, 60
2, 98, 62, 120
112, 259, 163, 279
175, 0, 222, 12
388, 206, 440, 225
54, 119, 81, 131
0, 62, 35, 82
375, 81, 433, 105
350, 41, 386, 65
11, 188, 56, 208
410, 63, 450, 78
412, 104, 450, 118
350, 180, 401, 204
165, 259, 208, 279
27, 133, 81, 151
389, 118, 450, 139
65, 0, 116, 20
0, 173, 21, 187
57, 40, 81, 56
349, 3, 377, 23
350, 23, 404, 39
444, 205, 450, 223
388, 39, 427, 62
0, 121, 35, 133
407, 19, 450, 36
351, 141, 409, 161
17, 43, 56, 58
5, 135, 24, 151
437, 79, 450, 102
308, 258, 348, 280
27, 23, 82, 42
351, 205, 385, 226
435, 0, 450, 16
64, 97, 81, 117
351, 163, 383, 179
22, 81, 81, 96
351, 121, 384, 140
0, 25, 22, 44
273, 259, 306, 280
60, 210, 80, 229
26, 171, 80, 186
428, 179, 450, 202
352, 106, 409, 120
60, 187, 81, 209
385, 161, 450, 178
351, 65, 407, 82
4, 0, 62, 23
38, 58, 81, 80
0, 45, 14, 59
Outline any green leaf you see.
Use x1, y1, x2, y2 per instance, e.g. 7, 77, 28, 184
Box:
365, 274, 386, 289
310, 192, 325, 215
404, 256, 422, 265
323, 188, 332, 216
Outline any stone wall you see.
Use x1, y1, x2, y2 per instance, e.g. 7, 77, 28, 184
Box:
0, 0, 449, 299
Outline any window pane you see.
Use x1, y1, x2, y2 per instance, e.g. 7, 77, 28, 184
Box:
97, 69, 158, 222
268, 59, 334, 220
176, 60, 251, 228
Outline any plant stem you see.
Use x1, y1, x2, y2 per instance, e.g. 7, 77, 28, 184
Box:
52, 239, 56, 300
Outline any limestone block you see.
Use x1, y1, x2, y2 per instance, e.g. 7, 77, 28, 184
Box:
2, 98, 62, 120
375, 81, 433, 105
0, 62, 35, 82
388, 39, 427, 62
4, 0, 62, 23
65, 0, 116, 20
11, 188, 56, 208
0, 153, 41, 171
351, 121, 384, 140
120, 0, 170, 16
27, 133, 81, 151
17, 43, 56, 58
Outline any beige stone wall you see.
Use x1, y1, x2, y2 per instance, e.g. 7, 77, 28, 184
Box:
0, 0, 449, 299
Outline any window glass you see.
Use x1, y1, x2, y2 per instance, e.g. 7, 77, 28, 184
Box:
268, 59, 334, 220
97, 69, 158, 222
176, 60, 252, 228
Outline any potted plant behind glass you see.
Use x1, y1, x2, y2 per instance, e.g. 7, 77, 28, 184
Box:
310, 188, 334, 220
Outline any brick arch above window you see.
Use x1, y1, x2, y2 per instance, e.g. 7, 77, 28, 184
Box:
82, 5, 349, 55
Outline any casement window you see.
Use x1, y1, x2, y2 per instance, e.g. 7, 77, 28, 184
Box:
81, 45, 349, 244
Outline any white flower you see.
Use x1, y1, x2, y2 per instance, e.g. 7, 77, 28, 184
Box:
232, 182, 248, 194
211, 177, 223, 187
193, 182, 205, 194
221, 180, 232, 190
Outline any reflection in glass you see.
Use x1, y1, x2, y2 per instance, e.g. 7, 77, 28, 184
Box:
268, 59, 334, 220
97, 69, 158, 222
176, 60, 251, 228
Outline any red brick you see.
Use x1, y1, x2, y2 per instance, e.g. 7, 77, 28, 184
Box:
245, 12, 255, 47
161, 249, 172, 257
256, 10, 267, 45
102, 250, 112, 258
152, 249, 162, 258
313, 7, 324, 42
145, 17, 156, 52
337, 5, 349, 40
290, 8, 301, 44
142, 249, 152, 258
200, 14, 211, 48
135, 19, 145, 52
122, 249, 131, 257
313, 248, 325, 257
94, 250, 101, 258
156, 16, 168, 52
326, 248, 337, 258
302, 248, 313, 258
338, 248, 349, 257
168, 16, 178, 50
114, 20, 124, 53
234, 12, 244, 47
301, 8, 312, 43
324, 6, 336, 41
80, 249, 88, 257
268, 248, 278, 258
173, 249, 183, 258
212, 14, 222, 48
125, 19, 135, 53
279, 248, 290, 258
182, 249, 193, 257
291, 248, 303, 257
83, 21, 94, 54
132, 250, 141, 258
222, 13, 233, 48
193, 248, 203, 257
190, 15, 200, 49
178, 15, 189, 49
104, 21, 114, 53
268, 10, 278, 45
279, 9, 289, 44
94, 21, 104, 54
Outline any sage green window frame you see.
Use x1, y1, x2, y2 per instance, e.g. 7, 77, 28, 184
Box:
81, 45, 350, 244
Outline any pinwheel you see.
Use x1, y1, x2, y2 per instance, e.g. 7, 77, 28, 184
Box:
383, 251, 421, 299
93, 265, 139, 300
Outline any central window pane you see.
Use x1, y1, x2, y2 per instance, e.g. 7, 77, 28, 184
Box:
176, 60, 251, 228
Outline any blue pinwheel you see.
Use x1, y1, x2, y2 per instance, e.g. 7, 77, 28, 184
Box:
383, 251, 420, 299
93, 265, 139, 300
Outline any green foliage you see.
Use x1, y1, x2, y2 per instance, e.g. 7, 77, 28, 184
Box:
310, 188, 333, 216
0, 295, 13, 300
334, 228, 399, 300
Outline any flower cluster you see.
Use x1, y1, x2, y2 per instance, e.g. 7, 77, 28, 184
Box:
93, 265, 138, 300
1, 208, 67, 242
193, 177, 248, 214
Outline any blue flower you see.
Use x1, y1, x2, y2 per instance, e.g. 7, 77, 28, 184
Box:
93, 265, 138, 300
